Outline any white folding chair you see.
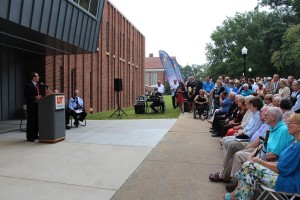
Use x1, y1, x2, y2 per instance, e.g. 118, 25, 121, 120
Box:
257, 184, 300, 200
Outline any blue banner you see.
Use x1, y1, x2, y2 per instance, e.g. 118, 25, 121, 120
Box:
171, 58, 184, 82
159, 50, 178, 86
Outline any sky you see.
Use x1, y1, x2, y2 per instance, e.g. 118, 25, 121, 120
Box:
108, 0, 259, 66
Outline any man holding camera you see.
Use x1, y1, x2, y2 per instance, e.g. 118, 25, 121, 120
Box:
68, 90, 87, 127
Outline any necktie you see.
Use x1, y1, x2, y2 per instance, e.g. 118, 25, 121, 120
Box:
36, 84, 39, 95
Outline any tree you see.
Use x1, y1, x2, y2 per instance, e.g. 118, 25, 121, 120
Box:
272, 24, 300, 76
205, 10, 290, 80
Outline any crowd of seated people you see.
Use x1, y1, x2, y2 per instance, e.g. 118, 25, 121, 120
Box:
203, 74, 300, 199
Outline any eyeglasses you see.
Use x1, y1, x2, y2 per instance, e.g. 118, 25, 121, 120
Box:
264, 114, 271, 117
288, 122, 300, 125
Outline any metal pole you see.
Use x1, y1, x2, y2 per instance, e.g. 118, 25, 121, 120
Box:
243, 54, 246, 77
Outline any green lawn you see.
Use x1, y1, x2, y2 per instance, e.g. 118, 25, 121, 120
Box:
87, 95, 181, 120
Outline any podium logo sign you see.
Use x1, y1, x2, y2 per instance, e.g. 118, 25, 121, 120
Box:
55, 95, 65, 110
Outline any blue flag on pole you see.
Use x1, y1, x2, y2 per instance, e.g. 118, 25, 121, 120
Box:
159, 50, 177, 86
171, 58, 184, 82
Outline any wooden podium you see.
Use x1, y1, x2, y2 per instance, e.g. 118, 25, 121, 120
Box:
38, 93, 66, 143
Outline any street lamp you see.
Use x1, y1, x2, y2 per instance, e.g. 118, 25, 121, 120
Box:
242, 47, 248, 77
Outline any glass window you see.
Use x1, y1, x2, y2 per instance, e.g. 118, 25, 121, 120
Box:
79, 0, 89, 11
151, 73, 157, 86
72, 0, 99, 16
145, 73, 149, 86
89, 0, 99, 16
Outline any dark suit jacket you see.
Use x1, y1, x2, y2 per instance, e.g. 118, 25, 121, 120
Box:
24, 81, 39, 105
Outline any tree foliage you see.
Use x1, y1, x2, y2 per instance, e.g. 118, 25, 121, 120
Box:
205, 10, 289, 80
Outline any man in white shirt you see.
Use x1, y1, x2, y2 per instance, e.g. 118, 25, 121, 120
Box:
68, 90, 87, 127
156, 80, 165, 94
171, 79, 179, 109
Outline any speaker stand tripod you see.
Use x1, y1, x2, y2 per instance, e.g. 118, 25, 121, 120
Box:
109, 91, 127, 118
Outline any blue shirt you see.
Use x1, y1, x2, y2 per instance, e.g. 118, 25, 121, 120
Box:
275, 140, 300, 193
241, 89, 253, 96
244, 110, 263, 138
69, 96, 84, 111
203, 81, 214, 93
220, 97, 233, 113
250, 123, 270, 142
265, 120, 294, 156
225, 86, 238, 93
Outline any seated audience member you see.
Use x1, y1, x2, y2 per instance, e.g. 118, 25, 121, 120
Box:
209, 107, 294, 192
240, 84, 252, 96
225, 96, 253, 136
272, 96, 282, 107
280, 98, 294, 124
210, 94, 238, 135
194, 89, 208, 120
150, 87, 165, 113
214, 96, 247, 138
221, 97, 263, 148
278, 79, 291, 99
291, 80, 300, 113
68, 90, 87, 127
264, 94, 274, 107
224, 113, 300, 199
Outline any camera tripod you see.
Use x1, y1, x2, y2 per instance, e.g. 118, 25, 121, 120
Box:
109, 91, 127, 118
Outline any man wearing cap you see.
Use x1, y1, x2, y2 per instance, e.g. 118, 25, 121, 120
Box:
265, 77, 273, 94
256, 81, 266, 96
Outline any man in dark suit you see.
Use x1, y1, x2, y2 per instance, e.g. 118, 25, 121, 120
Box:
24, 72, 42, 142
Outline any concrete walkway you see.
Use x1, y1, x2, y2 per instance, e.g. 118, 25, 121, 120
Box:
0, 114, 226, 200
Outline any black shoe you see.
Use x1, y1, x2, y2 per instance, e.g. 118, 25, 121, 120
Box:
226, 182, 238, 193
66, 125, 71, 130
27, 139, 35, 142
211, 133, 220, 137
34, 136, 39, 139
74, 121, 79, 127
210, 129, 216, 133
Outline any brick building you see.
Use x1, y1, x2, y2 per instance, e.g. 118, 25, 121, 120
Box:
45, 1, 145, 114
145, 53, 175, 93
0, 0, 145, 121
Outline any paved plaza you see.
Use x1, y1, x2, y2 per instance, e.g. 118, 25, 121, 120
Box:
0, 114, 226, 200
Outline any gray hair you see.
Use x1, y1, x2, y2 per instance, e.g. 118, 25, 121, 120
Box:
229, 92, 237, 97
273, 96, 282, 102
267, 107, 283, 122
245, 95, 254, 103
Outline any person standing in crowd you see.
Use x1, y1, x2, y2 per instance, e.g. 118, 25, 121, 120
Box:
195, 76, 203, 95
291, 80, 300, 113
24, 72, 42, 142
171, 79, 179, 109
212, 80, 225, 113
68, 90, 87, 127
225, 80, 238, 93
278, 79, 291, 99
187, 76, 196, 112
176, 82, 185, 114
256, 81, 266, 96
203, 76, 215, 115
272, 74, 280, 94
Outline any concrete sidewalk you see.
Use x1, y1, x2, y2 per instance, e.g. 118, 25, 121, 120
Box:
0, 114, 225, 200
111, 113, 226, 200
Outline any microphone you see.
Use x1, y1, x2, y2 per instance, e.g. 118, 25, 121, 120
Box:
39, 82, 49, 89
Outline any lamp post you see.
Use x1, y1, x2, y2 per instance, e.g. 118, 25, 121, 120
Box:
242, 47, 248, 77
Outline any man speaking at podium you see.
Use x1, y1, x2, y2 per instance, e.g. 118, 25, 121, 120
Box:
68, 90, 87, 127
24, 72, 42, 142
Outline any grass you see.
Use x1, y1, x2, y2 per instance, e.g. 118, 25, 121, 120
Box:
87, 95, 181, 120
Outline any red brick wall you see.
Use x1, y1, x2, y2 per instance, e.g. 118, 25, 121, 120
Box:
45, 0, 145, 114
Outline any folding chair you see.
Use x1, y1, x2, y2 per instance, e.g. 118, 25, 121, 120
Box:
257, 184, 300, 200
70, 115, 86, 128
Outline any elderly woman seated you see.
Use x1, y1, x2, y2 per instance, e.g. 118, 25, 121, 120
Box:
223, 113, 300, 200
